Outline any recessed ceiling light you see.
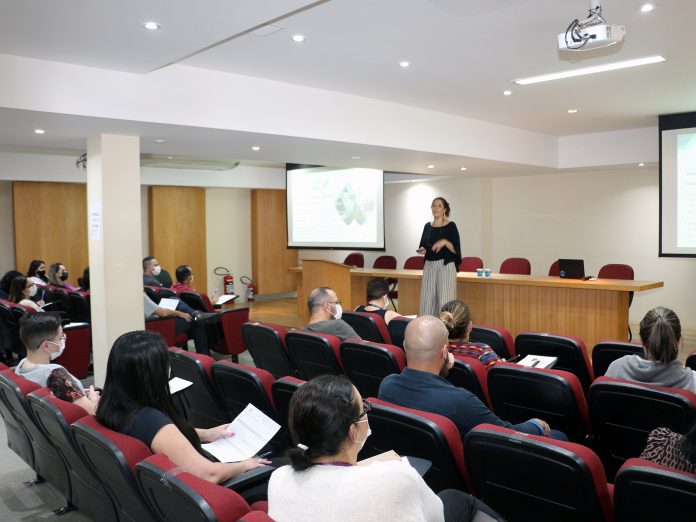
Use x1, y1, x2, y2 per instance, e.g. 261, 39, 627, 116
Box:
252, 146, 261, 151
503, 90, 512, 96
513, 55, 666, 85
291, 34, 306, 43
351, 156, 361, 160
567, 108, 579, 114
399, 61, 411, 68
460, 167, 468, 171
638, 162, 645, 167
153, 138, 166, 144
143, 21, 161, 30
34, 129, 45, 134
427, 164, 435, 169
640, 3, 655, 13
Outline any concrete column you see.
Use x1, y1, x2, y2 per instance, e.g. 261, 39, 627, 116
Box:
87, 134, 143, 386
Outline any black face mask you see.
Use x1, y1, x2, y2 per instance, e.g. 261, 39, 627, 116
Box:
37, 270, 46, 277
59, 272, 69, 281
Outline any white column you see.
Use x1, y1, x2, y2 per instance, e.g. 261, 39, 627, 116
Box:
87, 134, 144, 386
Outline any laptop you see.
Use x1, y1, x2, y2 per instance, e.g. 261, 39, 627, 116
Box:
558, 259, 585, 279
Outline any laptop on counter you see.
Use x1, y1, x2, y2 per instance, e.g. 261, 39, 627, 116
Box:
558, 259, 585, 279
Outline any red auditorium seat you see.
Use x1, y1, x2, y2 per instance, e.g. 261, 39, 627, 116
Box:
447, 355, 491, 408
458, 257, 483, 272
271, 376, 305, 432
386, 315, 412, 349
341, 311, 392, 344
340, 339, 405, 398
285, 331, 343, 380
591, 340, 643, 377
470, 324, 514, 359
242, 322, 297, 379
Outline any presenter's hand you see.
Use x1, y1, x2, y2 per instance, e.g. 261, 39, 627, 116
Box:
417, 247, 426, 255
431, 239, 448, 253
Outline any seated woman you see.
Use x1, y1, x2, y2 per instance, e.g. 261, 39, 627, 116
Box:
9, 276, 44, 311
268, 374, 503, 522
46, 367, 100, 415
354, 277, 399, 325
47, 262, 77, 291
605, 306, 696, 393
640, 420, 696, 474
96, 330, 269, 483
440, 300, 501, 369
77, 267, 90, 292
0, 270, 22, 300
26, 259, 48, 287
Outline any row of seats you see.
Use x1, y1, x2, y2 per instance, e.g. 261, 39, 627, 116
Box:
0, 366, 272, 521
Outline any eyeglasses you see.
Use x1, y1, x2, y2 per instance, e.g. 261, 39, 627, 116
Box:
358, 399, 372, 418
328, 300, 342, 306
38, 333, 66, 350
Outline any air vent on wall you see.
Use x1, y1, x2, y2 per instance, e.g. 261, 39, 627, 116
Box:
139, 154, 240, 171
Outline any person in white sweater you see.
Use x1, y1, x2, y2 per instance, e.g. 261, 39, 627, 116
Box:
268, 375, 503, 522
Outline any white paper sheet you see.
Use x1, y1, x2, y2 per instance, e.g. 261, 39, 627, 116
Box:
216, 294, 238, 305
517, 355, 558, 369
158, 297, 180, 310
168, 377, 193, 395
202, 403, 280, 463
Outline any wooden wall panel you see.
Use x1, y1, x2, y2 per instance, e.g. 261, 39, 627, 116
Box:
13, 182, 88, 289
251, 189, 298, 295
149, 186, 207, 292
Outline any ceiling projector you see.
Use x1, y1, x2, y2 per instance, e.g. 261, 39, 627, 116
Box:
558, 1, 625, 51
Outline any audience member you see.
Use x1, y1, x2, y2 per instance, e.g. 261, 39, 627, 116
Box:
9, 276, 44, 311
172, 265, 220, 303
77, 267, 90, 292
354, 277, 399, 325
440, 300, 501, 369
605, 306, 696, 393
379, 315, 565, 440
46, 367, 100, 415
640, 420, 696, 474
47, 262, 77, 291
0, 270, 22, 300
27, 259, 48, 286
14, 314, 90, 395
268, 374, 503, 522
143, 293, 210, 355
96, 330, 269, 483
305, 287, 360, 341
143, 256, 165, 287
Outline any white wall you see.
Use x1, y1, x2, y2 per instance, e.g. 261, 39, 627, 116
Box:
0, 181, 15, 274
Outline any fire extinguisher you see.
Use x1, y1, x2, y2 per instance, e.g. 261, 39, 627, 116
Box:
241, 276, 255, 301
214, 267, 235, 295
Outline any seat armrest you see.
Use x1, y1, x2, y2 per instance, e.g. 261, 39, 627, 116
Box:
220, 464, 275, 492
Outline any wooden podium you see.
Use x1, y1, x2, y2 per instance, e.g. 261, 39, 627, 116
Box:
295, 260, 353, 323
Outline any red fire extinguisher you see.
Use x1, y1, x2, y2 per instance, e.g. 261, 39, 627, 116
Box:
241, 276, 255, 301
214, 267, 235, 295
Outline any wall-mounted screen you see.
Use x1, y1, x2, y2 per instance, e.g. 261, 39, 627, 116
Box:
287, 165, 385, 250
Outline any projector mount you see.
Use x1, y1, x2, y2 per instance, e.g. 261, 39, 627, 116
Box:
560, 0, 625, 51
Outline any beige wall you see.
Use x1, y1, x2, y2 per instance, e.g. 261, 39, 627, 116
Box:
0, 181, 15, 274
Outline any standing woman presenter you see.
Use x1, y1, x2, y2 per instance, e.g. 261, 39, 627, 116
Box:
417, 197, 461, 316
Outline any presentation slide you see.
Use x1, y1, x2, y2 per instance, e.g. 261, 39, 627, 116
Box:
661, 121, 696, 256
287, 166, 385, 249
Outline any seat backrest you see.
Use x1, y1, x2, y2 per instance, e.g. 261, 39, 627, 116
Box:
687, 349, 696, 371
285, 331, 343, 380
135, 454, 253, 522
218, 308, 250, 356
458, 257, 483, 272
548, 259, 560, 276
242, 322, 297, 379
614, 458, 696, 522
178, 290, 215, 313
145, 316, 178, 346
340, 340, 405, 397
470, 324, 514, 359
588, 376, 696, 480
464, 423, 612, 522
55, 322, 92, 379
71, 415, 156, 522
144, 286, 160, 303
365, 398, 468, 493
211, 361, 278, 422
499, 257, 531, 275
0, 369, 34, 468
446, 355, 491, 408
386, 316, 411, 349
271, 377, 306, 432
0, 370, 70, 498
515, 332, 594, 390
403, 256, 425, 270
487, 363, 590, 442
28, 389, 118, 522
372, 255, 397, 269
598, 263, 634, 280
50, 287, 74, 318
343, 252, 364, 267
169, 350, 229, 429
591, 340, 644, 378
341, 311, 392, 344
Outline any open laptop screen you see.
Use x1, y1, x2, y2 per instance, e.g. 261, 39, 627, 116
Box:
558, 259, 585, 279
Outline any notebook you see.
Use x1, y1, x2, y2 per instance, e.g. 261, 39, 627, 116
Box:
558, 259, 585, 279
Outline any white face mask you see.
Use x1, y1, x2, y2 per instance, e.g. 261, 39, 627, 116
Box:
329, 303, 343, 320
47, 337, 66, 360
27, 285, 37, 297
152, 265, 162, 276
355, 419, 371, 449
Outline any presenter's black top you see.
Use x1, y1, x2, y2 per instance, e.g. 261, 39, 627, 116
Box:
419, 222, 461, 266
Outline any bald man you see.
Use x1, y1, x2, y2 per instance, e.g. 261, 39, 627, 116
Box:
379, 316, 566, 440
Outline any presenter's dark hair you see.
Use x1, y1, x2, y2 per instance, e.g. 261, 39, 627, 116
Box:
286, 375, 361, 471
27, 259, 46, 280
96, 330, 201, 452
142, 256, 155, 270
639, 306, 681, 364
440, 299, 472, 340
367, 278, 389, 301
175, 265, 192, 283
432, 197, 451, 217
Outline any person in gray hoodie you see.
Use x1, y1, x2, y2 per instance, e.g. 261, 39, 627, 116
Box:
605, 306, 696, 393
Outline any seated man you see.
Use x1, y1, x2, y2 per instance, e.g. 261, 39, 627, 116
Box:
143, 293, 211, 355
305, 287, 361, 341
143, 256, 168, 287
354, 277, 399, 325
379, 315, 566, 440
172, 265, 220, 304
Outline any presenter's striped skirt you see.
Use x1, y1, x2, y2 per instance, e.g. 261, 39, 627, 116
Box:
419, 259, 457, 316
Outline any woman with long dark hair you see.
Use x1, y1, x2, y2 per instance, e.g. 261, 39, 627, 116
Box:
605, 306, 695, 393
417, 197, 461, 316
27, 259, 48, 286
9, 276, 44, 311
96, 330, 268, 483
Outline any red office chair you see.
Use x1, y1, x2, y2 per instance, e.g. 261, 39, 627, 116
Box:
285, 331, 343, 380
548, 260, 560, 276
591, 340, 643, 377
343, 252, 364, 267
499, 257, 531, 275
373, 255, 397, 269
341, 311, 392, 344
447, 355, 491, 408
242, 322, 297, 379
458, 257, 483, 272
598, 263, 635, 340
340, 339, 405, 398
470, 324, 515, 359
465, 424, 613, 522
403, 256, 425, 270
55, 323, 91, 379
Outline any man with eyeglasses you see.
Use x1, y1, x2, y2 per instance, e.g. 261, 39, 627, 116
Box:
305, 287, 361, 341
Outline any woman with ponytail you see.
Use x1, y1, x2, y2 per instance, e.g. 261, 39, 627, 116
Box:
268, 374, 503, 522
605, 306, 696, 392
